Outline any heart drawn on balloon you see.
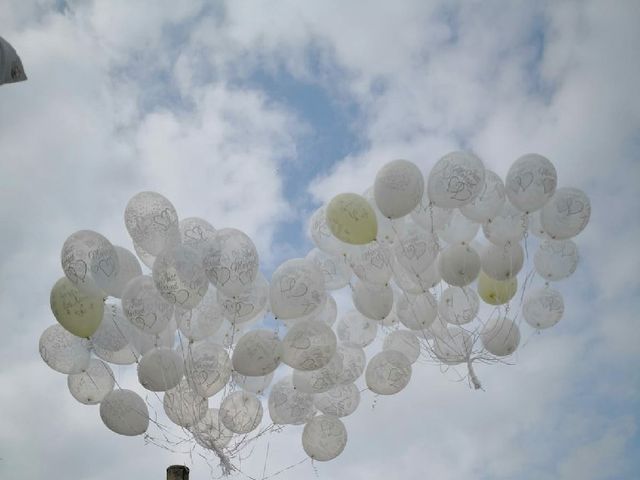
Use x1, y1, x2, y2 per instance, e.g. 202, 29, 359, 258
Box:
272, 391, 289, 408
185, 225, 205, 241
153, 208, 175, 230
558, 198, 584, 216
213, 267, 231, 286
66, 259, 87, 283
97, 257, 116, 277
174, 289, 190, 305
237, 269, 254, 286
291, 332, 311, 350
515, 172, 534, 192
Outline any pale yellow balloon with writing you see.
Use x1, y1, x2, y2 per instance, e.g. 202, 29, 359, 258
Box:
477, 272, 517, 306
326, 193, 378, 245
50, 277, 104, 338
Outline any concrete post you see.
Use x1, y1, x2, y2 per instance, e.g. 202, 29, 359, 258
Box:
167, 465, 189, 480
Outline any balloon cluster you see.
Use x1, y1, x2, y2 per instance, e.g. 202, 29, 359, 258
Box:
40, 153, 590, 466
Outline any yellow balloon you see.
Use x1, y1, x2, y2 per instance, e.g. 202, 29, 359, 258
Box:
326, 193, 378, 245
50, 277, 104, 338
477, 272, 517, 305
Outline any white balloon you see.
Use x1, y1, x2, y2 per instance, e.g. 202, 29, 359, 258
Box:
220, 391, 263, 434
523, 287, 564, 329
163, 378, 208, 428
314, 383, 361, 417
292, 351, 344, 394
383, 330, 420, 363
124, 191, 180, 256
366, 350, 412, 395
128, 317, 176, 355
438, 245, 481, 287
133, 241, 156, 269
202, 228, 259, 296
480, 242, 524, 281
137, 347, 184, 392
334, 344, 367, 384
179, 217, 216, 260
309, 294, 338, 327
232, 371, 273, 395
302, 415, 348, 462
534, 239, 579, 281
192, 408, 233, 450
460, 170, 506, 223
39, 324, 90, 374
67, 359, 114, 405
232, 330, 282, 376
481, 317, 520, 356
438, 286, 479, 325
527, 210, 550, 239
100, 389, 149, 436
90, 301, 129, 352
412, 197, 453, 233
427, 151, 485, 208
347, 242, 393, 286
396, 291, 437, 330
305, 248, 351, 290
506, 154, 557, 213
268, 375, 315, 425
101, 246, 142, 298
309, 205, 353, 256
336, 310, 378, 348
373, 159, 424, 218
392, 259, 441, 294
269, 258, 326, 320
121, 275, 173, 334
152, 245, 208, 309
175, 288, 225, 341
185, 341, 231, 397
540, 187, 591, 240
282, 320, 337, 371
352, 280, 393, 321
437, 209, 480, 245
217, 273, 268, 324
433, 326, 473, 365
61, 230, 119, 295
94, 343, 138, 366
394, 223, 439, 274
482, 200, 528, 246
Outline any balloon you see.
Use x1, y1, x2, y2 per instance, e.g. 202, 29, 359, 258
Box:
184, 341, 231, 397
121, 275, 173, 334
396, 291, 438, 330
50, 277, 104, 338
0, 36, 27, 84
363, 187, 406, 246
202, 228, 259, 296
366, 350, 412, 395
302, 415, 348, 462
433, 326, 473, 365
269, 258, 326, 320
232, 330, 282, 376
436, 209, 480, 245
124, 191, 180, 256
334, 344, 367, 384
137, 347, 184, 392
380, 309, 400, 327
383, 330, 421, 363
192, 408, 233, 450
480, 242, 524, 281
336, 310, 378, 348
163, 378, 208, 428
90, 301, 129, 352
61, 230, 119, 295
127, 317, 176, 356
347, 242, 393, 286
179, 217, 216, 260
438, 245, 481, 287
534, 239, 579, 281
427, 151, 485, 208
305, 248, 351, 290
540, 187, 591, 239
527, 210, 550, 239
220, 391, 263, 434
477, 272, 517, 305
101, 246, 142, 298
481, 316, 520, 356
67, 359, 114, 405
523, 287, 564, 329
352, 280, 393, 321
392, 259, 441, 294
373, 159, 424, 218
309, 205, 353, 256
152, 245, 208, 309
412, 197, 453, 233
309, 294, 338, 327
100, 389, 149, 436
93, 343, 137, 366
505, 154, 557, 213
326, 193, 378, 245
175, 288, 225, 341
217, 273, 268, 324
39, 324, 90, 374
268, 375, 315, 425
460, 170, 506, 223
438, 286, 479, 325
232, 371, 273, 395
314, 383, 361, 418
282, 320, 337, 371
293, 351, 344, 394
482, 200, 528, 246
394, 223, 439, 274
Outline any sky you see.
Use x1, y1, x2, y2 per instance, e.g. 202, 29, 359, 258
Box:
1, 1, 639, 479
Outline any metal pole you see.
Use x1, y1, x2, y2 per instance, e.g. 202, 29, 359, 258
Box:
167, 465, 190, 480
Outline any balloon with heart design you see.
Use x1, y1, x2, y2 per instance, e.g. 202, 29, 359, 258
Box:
50, 276, 104, 338
461, 170, 506, 223
374, 159, 424, 219
163, 378, 208, 429
306, 248, 351, 290
101, 246, 142, 299
482, 199, 529, 246
540, 187, 591, 240
314, 383, 360, 418
268, 375, 315, 425
121, 275, 173, 335
153, 245, 208, 310
218, 273, 268, 324
506, 154, 558, 214
347, 242, 393, 286
100, 389, 149, 437
125, 191, 180, 256
336, 310, 378, 348
428, 151, 485, 208
220, 391, 263, 434
523, 287, 565, 330
270, 258, 326, 320
176, 288, 225, 341
302, 414, 348, 462
326, 193, 378, 245
137, 347, 184, 392
282, 320, 337, 371
232, 330, 283, 376
366, 350, 412, 395
39, 323, 91, 374
438, 286, 479, 326
394, 222, 439, 275
352, 280, 393, 321
179, 217, 216, 260
185, 341, 231, 398
534, 239, 579, 281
